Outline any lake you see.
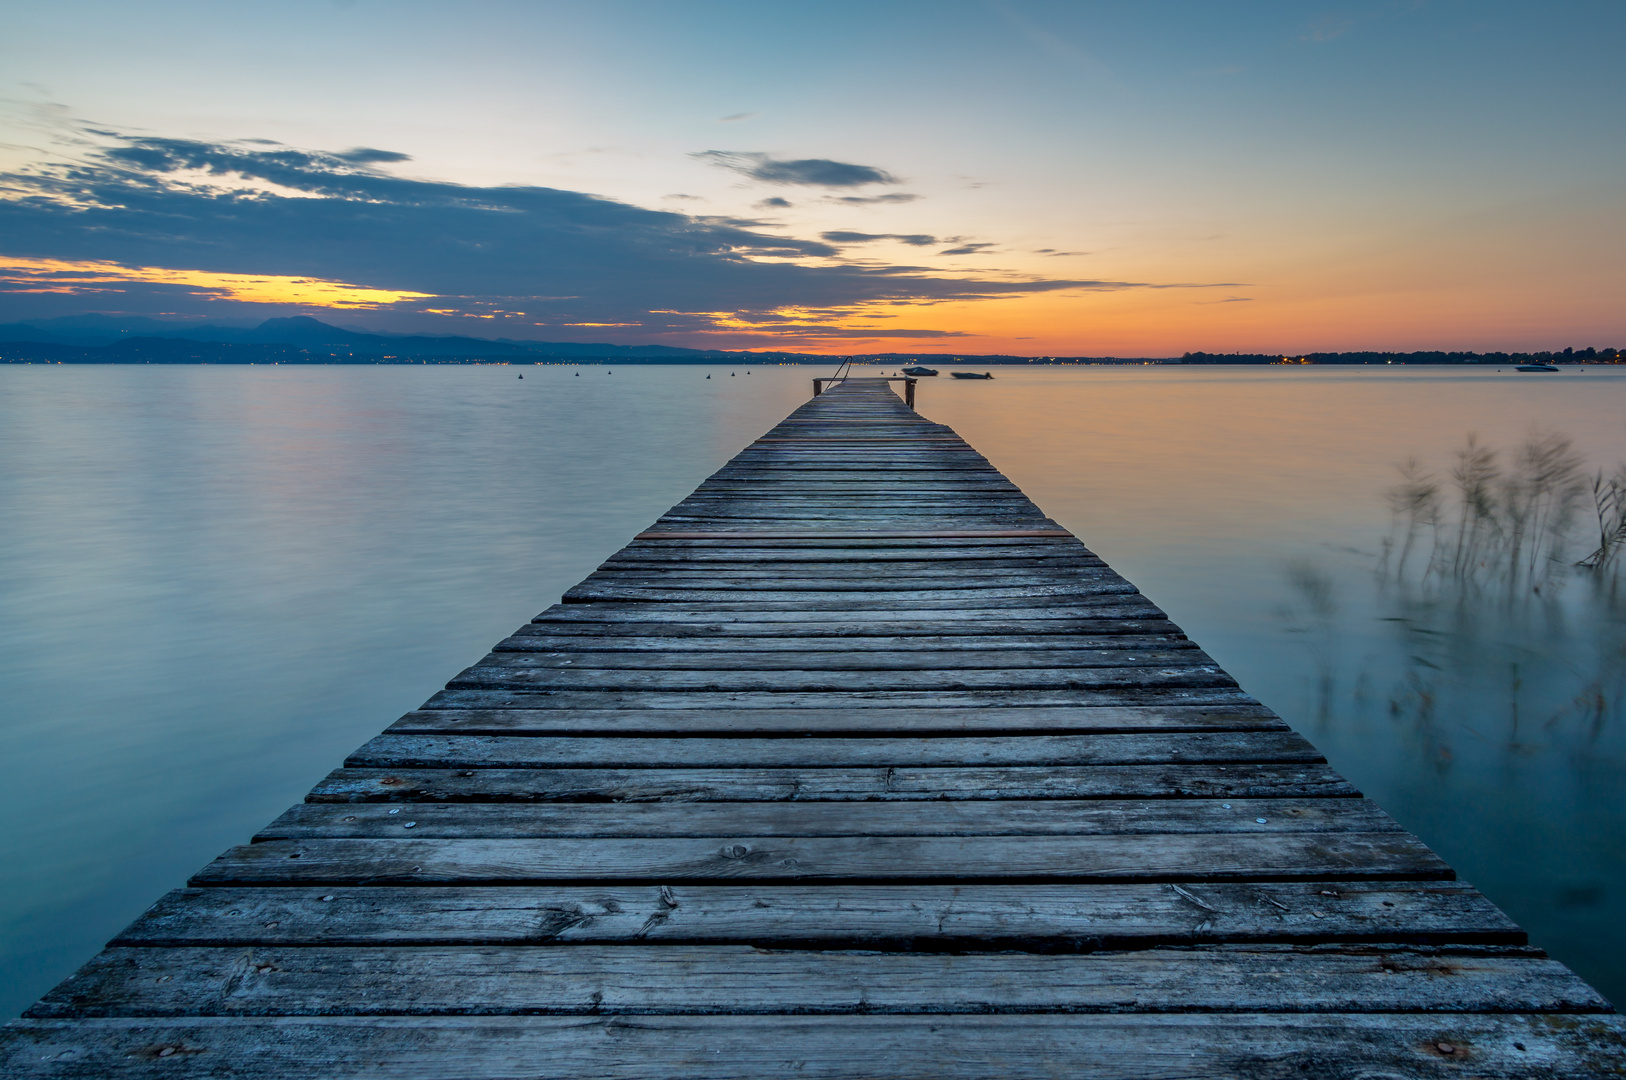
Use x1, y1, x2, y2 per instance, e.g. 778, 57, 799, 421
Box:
1, 361, 1622, 1017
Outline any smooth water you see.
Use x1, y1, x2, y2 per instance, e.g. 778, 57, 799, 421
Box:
1, 363, 1622, 1017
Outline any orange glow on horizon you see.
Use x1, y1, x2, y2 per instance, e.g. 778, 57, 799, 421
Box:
0, 256, 432, 309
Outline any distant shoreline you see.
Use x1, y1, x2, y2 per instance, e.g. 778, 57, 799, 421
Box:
3, 344, 1621, 367
4, 316, 1617, 367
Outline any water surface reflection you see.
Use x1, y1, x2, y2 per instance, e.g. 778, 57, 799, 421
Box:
2, 363, 1622, 1015
921, 365, 1626, 1003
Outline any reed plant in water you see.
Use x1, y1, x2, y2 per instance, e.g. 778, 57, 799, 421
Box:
1577, 469, 1626, 571
1381, 430, 1596, 593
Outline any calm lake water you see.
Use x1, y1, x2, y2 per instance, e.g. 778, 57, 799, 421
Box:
2, 362, 1623, 1017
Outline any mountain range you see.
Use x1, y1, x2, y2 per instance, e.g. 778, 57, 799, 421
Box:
0, 315, 733, 358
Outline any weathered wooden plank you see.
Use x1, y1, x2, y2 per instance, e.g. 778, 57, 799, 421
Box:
660, 505, 1047, 517
554, 593, 1151, 613
463, 648, 1212, 672
667, 494, 1042, 505
257, 798, 1396, 840
703, 461, 1006, 470
606, 543, 1094, 555
559, 585, 1142, 606
446, 663, 1234, 693
648, 520, 1063, 529
10, 1011, 1624, 1078
108, 881, 1523, 948
690, 482, 1027, 492
534, 604, 1171, 625
420, 687, 1265, 711
498, 632, 1187, 652
308, 763, 1359, 803
496, 633, 1190, 653
650, 520, 1066, 531
597, 558, 1107, 573
626, 539, 1071, 552
604, 550, 1109, 566
347, 731, 1322, 769
571, 575, 1131, 593
682, 494, 1035, 505
701, 470, 1040, 481
191, 832, 1449, 885
515, 618, 1174, 638
448, 662, 1232, 691
639, 508, 1070, 523
619, 532, 1083, 543
650, 518, 1065, 529
29, 944, 1602, 1019
726, 448, 988, 455
540, 596, 1147, 615
384, 704, 1281, 735
583, 567, 1115, 584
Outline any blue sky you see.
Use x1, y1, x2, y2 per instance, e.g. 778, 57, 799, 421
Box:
1, 1, 1620, 353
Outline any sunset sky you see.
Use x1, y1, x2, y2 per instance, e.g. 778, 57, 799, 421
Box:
1, 1, 1620, 355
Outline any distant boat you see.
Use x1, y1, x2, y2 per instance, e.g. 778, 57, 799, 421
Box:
1516, 364, 1559, 372
901, 366, 939, 376
951, 371, 994, 380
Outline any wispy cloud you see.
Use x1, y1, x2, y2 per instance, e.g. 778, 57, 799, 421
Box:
717, 112, 757, 123
693, 150, 898, 188
991, 1, 1127, 93
1302, 13, 1353, 42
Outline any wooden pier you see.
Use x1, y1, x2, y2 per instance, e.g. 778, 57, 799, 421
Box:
5, 377, 1623, 1076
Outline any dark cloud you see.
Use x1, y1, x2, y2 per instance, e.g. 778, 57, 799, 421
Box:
693, 150, 897, 188
0, 129, 1211, 342
337, 147, 412, 164
821, 231, 937, 247
756, 196, 793, 209
761, 326, 969, 339
939, 242, 997, 256
831, 193, 920, 205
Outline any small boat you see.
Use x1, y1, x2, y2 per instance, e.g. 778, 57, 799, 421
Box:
951, 371, 994, 380
1516, 364, 1559, 372
901, 365, 939, 376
